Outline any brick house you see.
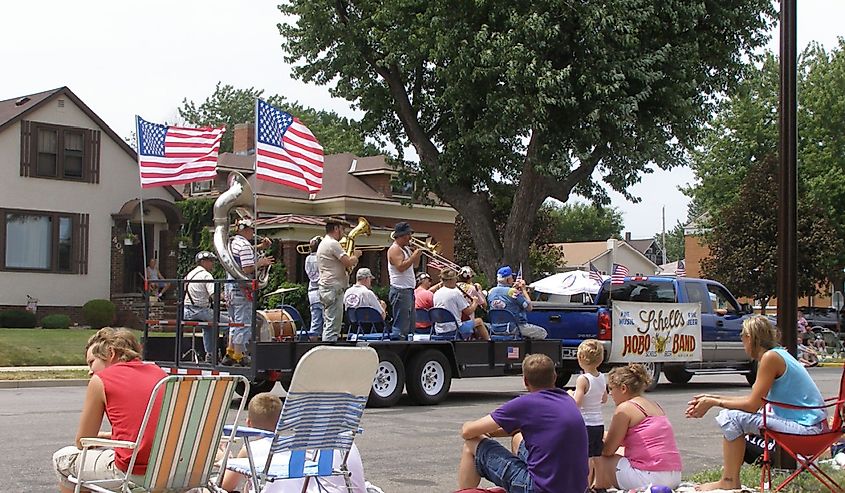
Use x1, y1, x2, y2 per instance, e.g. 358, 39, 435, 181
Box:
182, 123, 458, 285
0, 87, 182, 324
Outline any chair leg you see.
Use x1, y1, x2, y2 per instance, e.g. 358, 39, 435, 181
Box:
300, 475, 311, 493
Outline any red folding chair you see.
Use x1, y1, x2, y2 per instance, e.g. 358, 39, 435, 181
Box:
760, 365, 845, 492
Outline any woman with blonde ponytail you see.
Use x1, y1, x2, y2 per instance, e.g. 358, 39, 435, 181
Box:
593, 364, 682, 491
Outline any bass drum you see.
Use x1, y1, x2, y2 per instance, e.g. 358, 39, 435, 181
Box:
256, 309, 295, 342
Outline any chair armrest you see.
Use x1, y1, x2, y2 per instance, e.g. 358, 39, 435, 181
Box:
762, 397, 842, 411
80, 438, 137, 449
223, 424, 275, 439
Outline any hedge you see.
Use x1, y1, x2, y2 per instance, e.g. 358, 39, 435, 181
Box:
0, 309, 37, 328
82, 299, 116, 329
41, 314, 72, 329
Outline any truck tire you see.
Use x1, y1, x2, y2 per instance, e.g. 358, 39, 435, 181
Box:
555, 370, 573, 388
663, 367, 693, 384
406, 349, 452, 406
745, 360, 758, 386
643, 362, 661, 392
368, 351, 405, 408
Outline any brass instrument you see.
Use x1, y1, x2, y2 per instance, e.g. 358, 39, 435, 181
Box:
296, 243, 313, 255
340, 217, 371, 272
296, 241, 386, 255
212, 172, 272, 289
407, 235, 462, 271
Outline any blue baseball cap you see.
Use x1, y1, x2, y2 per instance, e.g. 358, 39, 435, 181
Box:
497, 265, 513, 279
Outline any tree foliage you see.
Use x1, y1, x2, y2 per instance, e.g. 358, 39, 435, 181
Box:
278, 0, 774, 281
178, 82, 379, 156
654, 222, 685, 263
701, 157, 842, 310
548, 204, 623, 243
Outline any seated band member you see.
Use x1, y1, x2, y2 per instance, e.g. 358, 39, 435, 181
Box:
487, 265, 548, 339
433, 268, 489, 340
414, 272, 441, 331
183, 251, 230, 363
457, 266, 487, 321
343, 268, 386, 319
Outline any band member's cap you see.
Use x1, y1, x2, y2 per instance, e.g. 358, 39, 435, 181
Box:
497, 265, 514, 279
195, 251, 217, 262
459, 266, 475, 279
237, 218, 256, 229
440, 268, 458, 281
416, 272, 432, 285
309, 235, 321, 250
393, 221, 414, 237
356, 267, 375, 280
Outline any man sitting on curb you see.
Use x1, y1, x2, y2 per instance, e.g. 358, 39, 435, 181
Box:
457, 354, 588, 493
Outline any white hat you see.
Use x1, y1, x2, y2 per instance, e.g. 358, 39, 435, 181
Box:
195, 251, 217, 262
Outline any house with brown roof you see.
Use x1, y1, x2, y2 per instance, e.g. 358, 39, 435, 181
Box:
623, 232, 665, 266
547, 238, 660, 277
183, 124, 458, 284
0, 87, 183, 324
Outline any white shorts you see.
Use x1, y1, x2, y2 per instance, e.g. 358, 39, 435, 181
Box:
53, 446, 125, 489
615, 457, 681, 490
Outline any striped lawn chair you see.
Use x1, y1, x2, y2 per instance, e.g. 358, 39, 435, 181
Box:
69, 374, 248, 493
223, 345, 378, 492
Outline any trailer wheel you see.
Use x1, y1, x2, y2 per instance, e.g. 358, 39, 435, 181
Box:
235, 379, 276, 402
643, 362, 661, 392
555, 370, 573, 388
663, 367, 693, 384
406, 349, 452, 406
368, 352, 405, 408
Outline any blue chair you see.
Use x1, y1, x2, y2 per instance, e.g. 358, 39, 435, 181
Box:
278, 304, 313, 341
415, 308, 432, 334
352, 307, 392, 341
344, 307, 358, 340
428, 307, 467, 341
487, 309, 523, 340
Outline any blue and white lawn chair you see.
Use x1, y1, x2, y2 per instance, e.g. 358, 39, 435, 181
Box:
223, 346, 378, 492
487, 309, 523, 340
428, 307, 467, 341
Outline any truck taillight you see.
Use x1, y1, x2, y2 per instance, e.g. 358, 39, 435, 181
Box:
597, 311, 611, 340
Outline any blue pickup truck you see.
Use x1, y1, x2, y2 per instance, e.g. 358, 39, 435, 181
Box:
528, 276, 758, 390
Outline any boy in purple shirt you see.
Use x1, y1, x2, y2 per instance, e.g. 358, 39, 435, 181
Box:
458, 354, 588, 493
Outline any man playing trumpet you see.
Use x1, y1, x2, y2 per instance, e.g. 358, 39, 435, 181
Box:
434, 268, 490, 340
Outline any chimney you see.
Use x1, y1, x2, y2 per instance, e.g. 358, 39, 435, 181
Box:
625, 231, 631, 242
233, 123, 255, 155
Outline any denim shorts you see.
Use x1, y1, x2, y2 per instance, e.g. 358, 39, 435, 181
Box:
475, 438, 534, 493
716, 408, 827, 442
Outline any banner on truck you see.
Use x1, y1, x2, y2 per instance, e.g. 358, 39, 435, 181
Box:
609, 302, 702, 363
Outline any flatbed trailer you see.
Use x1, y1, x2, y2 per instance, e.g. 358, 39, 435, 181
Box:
143, 336, 563, 407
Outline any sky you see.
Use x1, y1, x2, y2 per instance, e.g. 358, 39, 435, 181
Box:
1, 1, 843, 238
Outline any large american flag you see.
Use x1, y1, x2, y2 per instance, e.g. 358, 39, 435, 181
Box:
255, 99, 324, 194
676, 259, 686, 277
589, 262, 604, 285
136, 116, 224, 188
611, 263, 629, 285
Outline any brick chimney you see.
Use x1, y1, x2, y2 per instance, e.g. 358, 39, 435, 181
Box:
625, 231, 632, 242
233, 123, 255, 155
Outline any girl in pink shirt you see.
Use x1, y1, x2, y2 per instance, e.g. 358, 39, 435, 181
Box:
594, 364, 682, 490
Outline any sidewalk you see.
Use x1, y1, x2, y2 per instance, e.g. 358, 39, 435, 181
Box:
0, 365, 87, 372
0, 365, 89, 389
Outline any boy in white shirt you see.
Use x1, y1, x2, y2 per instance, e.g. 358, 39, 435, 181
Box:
568, 339, 607, 489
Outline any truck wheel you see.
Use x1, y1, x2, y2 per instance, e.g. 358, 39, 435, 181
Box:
643, 362, 661, 392
663, 367, 693, 384
555, 371, 573, 388
745, 360, 758, 386
406, 349, 452, 406
368, 351, 405, 408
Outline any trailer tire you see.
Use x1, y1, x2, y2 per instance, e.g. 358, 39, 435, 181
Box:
643, 362, 661, 392
368, 351, 405, 408
663, 367, 693, 384
555, 371, 573, 388
406, 349, 452, 406
236, 379, 276, 402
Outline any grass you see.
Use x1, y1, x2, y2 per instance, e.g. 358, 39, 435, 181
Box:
0, 369, 89, 380
689, 463, 845, 491
0, 328, 171, 366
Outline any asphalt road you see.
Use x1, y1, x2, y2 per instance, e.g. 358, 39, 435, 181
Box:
1, 368, 840, 492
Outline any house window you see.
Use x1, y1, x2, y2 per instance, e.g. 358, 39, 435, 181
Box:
191, 180, 212, 194
31, 123, 88, 180
391, 177, 414, 197
1, 209, 84, 273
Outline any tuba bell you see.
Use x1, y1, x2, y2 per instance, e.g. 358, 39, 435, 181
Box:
339, 217, 371, 272
213, 171, 271, 289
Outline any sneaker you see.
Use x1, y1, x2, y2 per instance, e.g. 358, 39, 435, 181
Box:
238, 355, 252, 367
204, 353, 213, 364
220, 355, 237, 366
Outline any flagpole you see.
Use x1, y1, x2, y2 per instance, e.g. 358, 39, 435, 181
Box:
661, 206, 667, 266
135, 116, 149, 297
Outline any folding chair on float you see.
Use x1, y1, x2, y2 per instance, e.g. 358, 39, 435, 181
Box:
69, 374, 249, 493
414, 308, 432, 341
760, 364, 845, 492
428, 307, 467, 341
223, 345, 378, 492
350, 306, 392, 341
487, 309, 524, 341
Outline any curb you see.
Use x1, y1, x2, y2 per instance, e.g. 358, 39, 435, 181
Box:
0, 379, 89, 389
819, 362, 844, 368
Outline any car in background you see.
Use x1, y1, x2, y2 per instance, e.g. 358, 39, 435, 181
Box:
799, 306, 842, 331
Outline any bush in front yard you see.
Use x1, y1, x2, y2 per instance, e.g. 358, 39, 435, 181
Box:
82, 299, 116, 329
0, 309, 37, 328
40, 314, 72, 329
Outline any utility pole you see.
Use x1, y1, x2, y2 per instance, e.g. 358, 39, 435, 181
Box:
662, 206, 667, 265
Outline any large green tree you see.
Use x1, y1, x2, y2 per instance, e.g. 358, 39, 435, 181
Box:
701, 157, 842, 312
277, 0, 773, 280
548, 204, 623, 244
178, 82, 379, 156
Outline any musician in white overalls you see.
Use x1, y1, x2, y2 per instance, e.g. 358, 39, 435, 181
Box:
387, 222, 423, 339
182, 251, 230, 362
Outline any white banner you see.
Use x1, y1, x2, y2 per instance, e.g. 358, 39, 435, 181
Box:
609, 302, 702, 363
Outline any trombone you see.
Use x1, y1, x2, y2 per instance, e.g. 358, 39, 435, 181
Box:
408, 236, 462, 272
295, 243, 387, 255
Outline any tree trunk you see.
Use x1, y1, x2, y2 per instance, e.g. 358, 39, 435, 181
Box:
502, 160, 549, 281
439, 188, 503, 283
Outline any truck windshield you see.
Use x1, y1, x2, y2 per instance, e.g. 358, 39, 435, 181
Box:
596, 281, 676, 305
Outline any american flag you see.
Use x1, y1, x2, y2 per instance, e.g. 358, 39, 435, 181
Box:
676, 259, 686, 277
136, 116, 224, 188
507, 346, 519, 359
516, 264, 523, 282
611, 263, 629, 285
589, 262, 604, 285
255, 99, 324, 194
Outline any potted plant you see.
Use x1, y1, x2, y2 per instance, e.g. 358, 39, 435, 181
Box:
176, 234, 191, 249
123, 232, 138, 245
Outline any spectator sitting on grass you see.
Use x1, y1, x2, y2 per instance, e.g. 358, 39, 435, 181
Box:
221, 392, 367, 493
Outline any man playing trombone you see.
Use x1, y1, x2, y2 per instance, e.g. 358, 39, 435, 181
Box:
387, 222, 423, 339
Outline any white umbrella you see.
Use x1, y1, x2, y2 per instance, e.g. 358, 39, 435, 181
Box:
529, 271, 608, 296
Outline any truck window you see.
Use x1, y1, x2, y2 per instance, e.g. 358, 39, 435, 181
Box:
596, 281, 676, 305
684, 282, 711, 314
707, 284, 740, 314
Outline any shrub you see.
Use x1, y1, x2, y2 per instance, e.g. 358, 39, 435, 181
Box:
41, 313, 72, 329
0, 309, 37, 328
82, 299, 116, 329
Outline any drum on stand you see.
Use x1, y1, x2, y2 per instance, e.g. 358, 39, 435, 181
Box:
256, 309, 295, 342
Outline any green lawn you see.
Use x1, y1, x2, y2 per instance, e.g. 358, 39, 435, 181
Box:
0, 328, 169, 366
689, 463, 845, 491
